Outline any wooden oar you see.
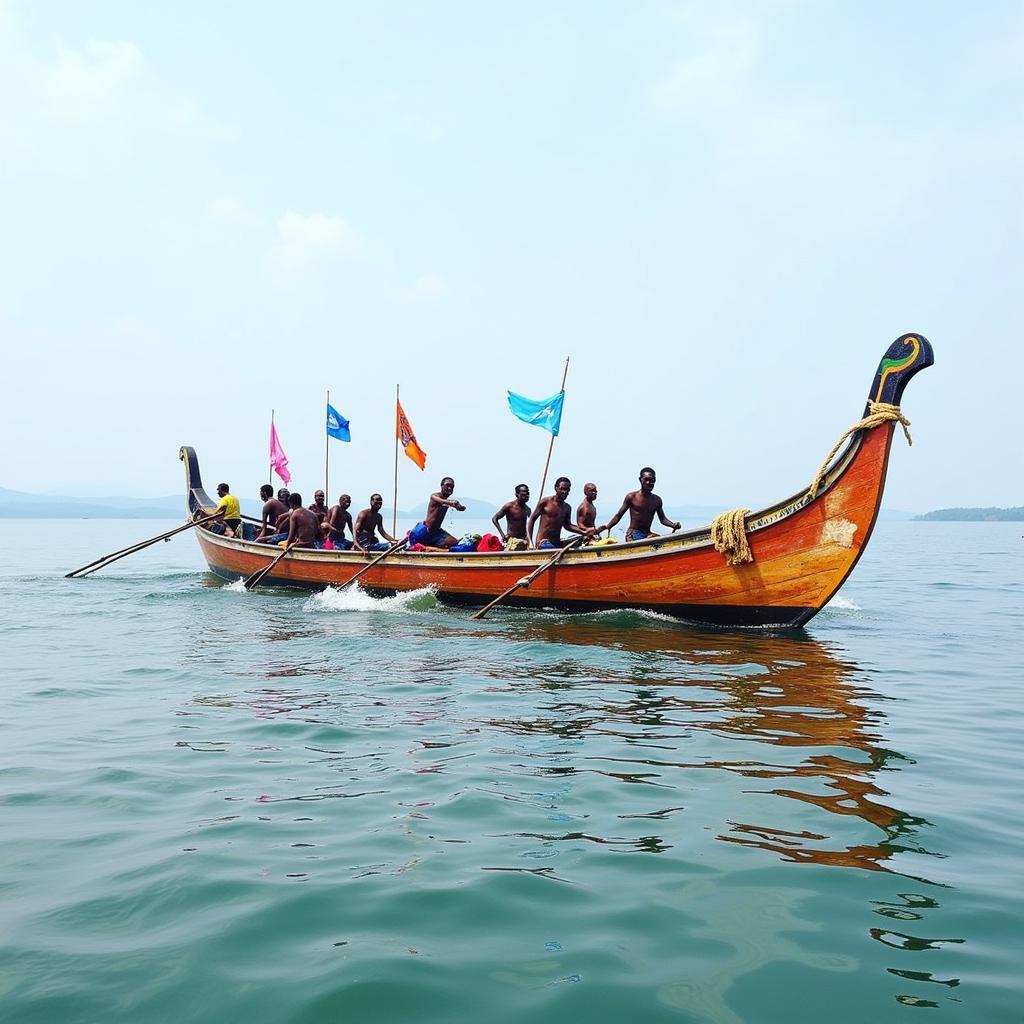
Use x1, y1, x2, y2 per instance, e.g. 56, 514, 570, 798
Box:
66, 513, 220, 579
342, 537, 408, 589
472, 535, 584, 620
243, 542, 297, 591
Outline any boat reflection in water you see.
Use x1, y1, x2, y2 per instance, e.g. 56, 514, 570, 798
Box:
466, 618, 960, 1008
466, 615, 936, 880
182, 610, 961, 1008
189, 610, 936, 878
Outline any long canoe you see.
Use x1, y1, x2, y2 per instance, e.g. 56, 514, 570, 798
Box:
181, 333, 933, 628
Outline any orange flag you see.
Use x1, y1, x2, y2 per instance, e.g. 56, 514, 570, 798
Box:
396, 399, 427, 470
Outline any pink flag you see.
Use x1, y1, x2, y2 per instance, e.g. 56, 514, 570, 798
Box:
269, 421, 291, 484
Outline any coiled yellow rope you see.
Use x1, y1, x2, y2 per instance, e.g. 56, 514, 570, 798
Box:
711, 508, 754, 565
806, 401, 912, 500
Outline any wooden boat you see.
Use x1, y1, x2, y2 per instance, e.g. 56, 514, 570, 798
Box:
181, 333, 933, 628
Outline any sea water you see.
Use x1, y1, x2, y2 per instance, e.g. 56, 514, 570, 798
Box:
0, 521, 1021, 1022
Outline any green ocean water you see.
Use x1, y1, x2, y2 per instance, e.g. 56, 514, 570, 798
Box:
1, 521, 1021, 1022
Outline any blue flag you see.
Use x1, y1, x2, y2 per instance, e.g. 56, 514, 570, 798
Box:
326, 403, 351, 442
507, 389, 564, 436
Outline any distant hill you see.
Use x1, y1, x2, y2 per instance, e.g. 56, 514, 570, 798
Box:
0, 487, 259, 520
914, 506, 1024, 522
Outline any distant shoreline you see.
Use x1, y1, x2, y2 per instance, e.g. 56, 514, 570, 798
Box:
913, 507, 1024, 522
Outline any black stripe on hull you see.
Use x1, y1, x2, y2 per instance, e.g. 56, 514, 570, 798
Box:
431, 589, 816, 628
207, 565, 816, 629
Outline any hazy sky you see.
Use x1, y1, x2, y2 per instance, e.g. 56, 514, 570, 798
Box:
1, 1, 1020, 513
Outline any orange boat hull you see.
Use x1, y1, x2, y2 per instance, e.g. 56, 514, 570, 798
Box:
186, 424, 893, 628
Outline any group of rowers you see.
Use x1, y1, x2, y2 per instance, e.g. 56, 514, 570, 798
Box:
206, 466, 680, 553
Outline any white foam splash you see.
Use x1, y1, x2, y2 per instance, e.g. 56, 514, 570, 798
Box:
306, 584, 438, 614
586, 607, 679, 623
826, 595, 862, 611
224, 579, 247, 593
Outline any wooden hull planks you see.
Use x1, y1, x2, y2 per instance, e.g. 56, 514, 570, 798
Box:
184, 420, 885, 629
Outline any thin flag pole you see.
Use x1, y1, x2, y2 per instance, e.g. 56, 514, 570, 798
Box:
392, 384, 400, 538
269, 408, 274, 484
537, 357, 570, 502
325, 389, 330, 502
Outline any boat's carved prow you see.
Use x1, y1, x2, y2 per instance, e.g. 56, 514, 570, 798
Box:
869, 334, 933, 408
179, 446, 214, 517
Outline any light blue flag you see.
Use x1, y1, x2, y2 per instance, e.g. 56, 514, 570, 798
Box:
326, 403, 351, 442
507, 390, 564, 436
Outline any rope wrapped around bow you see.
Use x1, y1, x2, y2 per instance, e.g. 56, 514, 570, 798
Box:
806, 401, 912, 500
710, 508, 754, 565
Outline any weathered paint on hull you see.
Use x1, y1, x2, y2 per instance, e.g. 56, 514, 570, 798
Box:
190, 423, 895, 629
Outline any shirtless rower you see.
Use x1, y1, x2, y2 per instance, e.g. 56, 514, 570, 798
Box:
308, 490, 329, 524
258, 489, 294, 544
284, 492, 321, 549
353, 494, 399, 552
322, 493, 355, 550
528, 477, 597, 549
492, 484, 531, 550
408, 477, 466, 549
256, 484, 288, 541
601, 467, 681, 541
577, 482, 599, 537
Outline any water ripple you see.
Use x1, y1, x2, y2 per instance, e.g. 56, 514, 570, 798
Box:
2, 521, 1020, 1022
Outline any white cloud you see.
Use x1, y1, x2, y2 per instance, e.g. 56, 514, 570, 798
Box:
277, 211, 356, 257
45, 38, 145, 118
400, 111, 444, 142
652, 13, 761, 115
649, 5, 937, 226
405, 273, 446, 301
265, 211, 358, 285
0, 14, 219, 177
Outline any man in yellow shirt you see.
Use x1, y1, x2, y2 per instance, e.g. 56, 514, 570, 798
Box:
213, 482, 242, 538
